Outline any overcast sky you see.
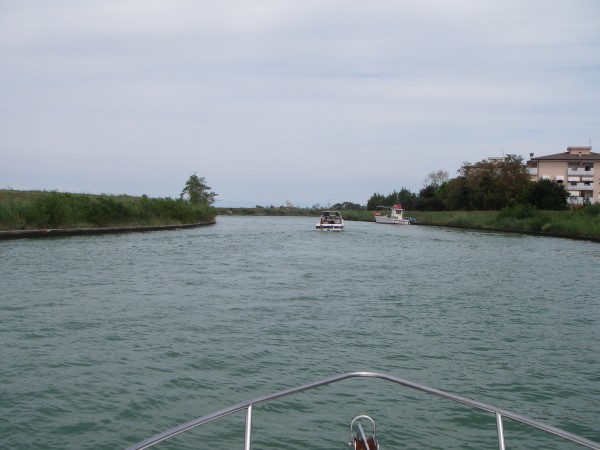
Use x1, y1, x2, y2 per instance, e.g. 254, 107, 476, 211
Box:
1, 0, 599, 207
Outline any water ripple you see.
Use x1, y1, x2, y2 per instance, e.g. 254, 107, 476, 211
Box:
1, 217, 598, 449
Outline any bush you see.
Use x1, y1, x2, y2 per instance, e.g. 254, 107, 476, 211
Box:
497, 204, 538, 220
523, 179, 569, 210
579, 204, 600, 218
25, 192, 70, 228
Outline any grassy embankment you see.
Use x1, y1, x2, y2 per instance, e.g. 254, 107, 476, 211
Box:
405, 206, 600, 240
0, 190, 215, 231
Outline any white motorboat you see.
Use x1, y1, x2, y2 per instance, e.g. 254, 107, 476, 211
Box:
374, 204, 410, 225
125, 371, 600, 450
316, 210, 344, 231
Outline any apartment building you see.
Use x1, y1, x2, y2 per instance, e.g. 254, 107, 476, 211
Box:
527, 146, 600, 205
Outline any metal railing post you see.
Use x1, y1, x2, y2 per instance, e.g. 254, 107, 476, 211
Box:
244, 404, 253, 450
496, 412, 506, 450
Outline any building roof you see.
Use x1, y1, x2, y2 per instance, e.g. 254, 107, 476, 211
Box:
530, 151, 600, 162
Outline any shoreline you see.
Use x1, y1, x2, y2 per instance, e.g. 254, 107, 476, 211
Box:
0, 221, 216, 240
2, 217, 598, 244
412, 222, 600, 243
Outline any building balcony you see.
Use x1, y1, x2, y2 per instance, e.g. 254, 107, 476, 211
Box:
568, 195, 598, 205
568, 183, 594, 191
568, 168, 594, 176
527, 167, 538, 176
568, 196, 585, 205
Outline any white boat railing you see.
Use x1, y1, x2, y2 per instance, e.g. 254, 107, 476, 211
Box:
125, 371, 600, 450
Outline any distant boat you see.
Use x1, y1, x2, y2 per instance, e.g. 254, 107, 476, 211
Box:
374, 204, 411, 225
316, 210, 344, 231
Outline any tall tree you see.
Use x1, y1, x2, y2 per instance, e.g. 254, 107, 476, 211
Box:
523, 179, 569, 210
417, 184, 445, 210
423, 170, 449, 188
438, 177, 471, 210
418, 171, 449, 211
457, 155, 529, 210
180, 174, 217, 206
366, 193, 386, 210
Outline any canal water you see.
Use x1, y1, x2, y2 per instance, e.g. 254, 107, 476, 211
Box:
1, 216, 599, 449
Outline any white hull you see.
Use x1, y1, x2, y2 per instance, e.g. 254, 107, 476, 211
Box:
375, 204, 411, 225
375, 216, 410, 225
316, 223, 344, 231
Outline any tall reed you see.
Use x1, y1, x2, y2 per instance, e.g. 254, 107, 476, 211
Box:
0, 190, 215, 230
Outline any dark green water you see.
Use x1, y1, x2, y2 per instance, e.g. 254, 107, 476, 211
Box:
1, 216, 598, 449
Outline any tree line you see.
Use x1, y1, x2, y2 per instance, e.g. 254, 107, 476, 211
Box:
366, 155, 570, 211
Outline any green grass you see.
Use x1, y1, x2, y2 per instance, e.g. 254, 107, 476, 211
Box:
0, 190, 215, 231
338, 210, 374, 221
412, 207, 600, 239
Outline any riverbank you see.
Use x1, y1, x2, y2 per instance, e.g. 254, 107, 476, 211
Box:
0, 190, 216, 233
0, 221, 216, 240
3, 190, 599, 242
410, 208, 600, 242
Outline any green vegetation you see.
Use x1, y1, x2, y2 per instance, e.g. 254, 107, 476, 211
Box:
361, 154, 600, 239
368, 155, 571, 212
180, 173, 217, 206
0, 190, 215, 231
227, 151, 593, 239
3, 164, 598, 241
336, 210, 374, 221
215, 207, 316, 216
411, 206, 600, 239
